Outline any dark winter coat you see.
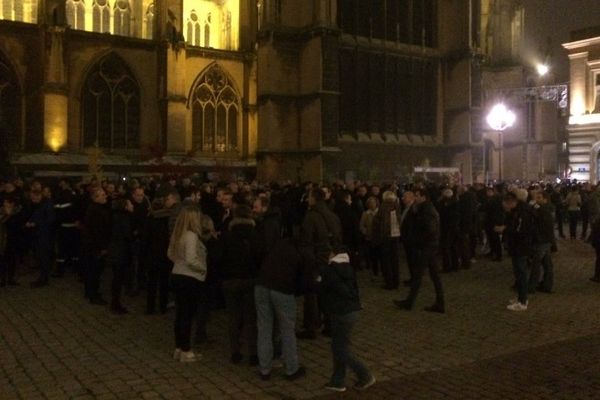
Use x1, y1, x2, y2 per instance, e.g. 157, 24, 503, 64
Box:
255, 207, 283, 262
299, 201, 343, 269
27, 200, 55, 248
218, 218, 260, 281
82, 202, 111, 257
458, 191, 478, 234
533, 203, 555, 246
372, 201, 402, 245
438, 199, 460, 243
107, 210, 133, 266
483, 195, 505, 228
317, 254, 361, 316
144, 208, 172, 269
334, 201, 360, 251
413, 200, 440, 250
257, 237, 303, 295
504, 202, 535, 257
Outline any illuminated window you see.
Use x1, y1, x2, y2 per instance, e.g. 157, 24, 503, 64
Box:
113, 0, 130, 36
82, 53, 140, 149
183, 0, 239, 50
143, 2, 154, 39
0, 55, 21, 150
93, 0, 110, 33
191, 64, 239, 152
0, 0, 37, 23
66, 0, 86, 30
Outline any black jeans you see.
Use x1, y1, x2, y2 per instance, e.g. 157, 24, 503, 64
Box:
223, 279, 257, 356
441, 234, 459, 272
56, 226, 79, 274
365, 241, 380, 276
111, 260, 132, 308
406, 248, 444, 307
486, 227, 503, 260
303, 293, 322, 333
568, 210, 580, 239
380, 237, 400, 288
556, 209, 565, 237
512, 256, 529, 304
32, 240, 52, 283
172, 274, 205, 352
329, 312, 371, 387
147, 262, 172, 314
84, 253, 105, 299
403, 243, 418, 282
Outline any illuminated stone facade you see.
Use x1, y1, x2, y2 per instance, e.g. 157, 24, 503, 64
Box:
563, 27, 600, 182
0, 0, 554, 182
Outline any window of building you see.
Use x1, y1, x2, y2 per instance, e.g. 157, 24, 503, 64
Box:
92, 0, 110, 33
66, 0, 86, 30
82, 53, 140, 150
340, 48, 437, 137
0, 56, 21, 150
143, 2, 154, 40
184, 0, 239, 50
0, 0, 37, 23
113, 0, 131, 36
190, 64, 239, 153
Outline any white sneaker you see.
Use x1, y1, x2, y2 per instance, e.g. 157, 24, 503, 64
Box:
508, 298, 518, 305
179, 351, 199, 363
507, 302, 528, 311
173, 348, 181, 360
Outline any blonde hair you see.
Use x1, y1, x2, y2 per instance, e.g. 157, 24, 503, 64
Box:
168, 207, 202, 261
382, 191, 397, 203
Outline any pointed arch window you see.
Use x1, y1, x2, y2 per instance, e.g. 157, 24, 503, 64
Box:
66, 0, 86, 30
82, 54, 140, 150
204, 12, 211, 47
191, 64, 239, 153
143, 2, 154, 40
93, 0, 111, 33
0, 56, 22, 151
113, 0, 130, 36
186, 9, 201, 46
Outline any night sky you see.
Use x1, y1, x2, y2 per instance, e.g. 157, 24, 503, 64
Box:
524, 0, 600, 82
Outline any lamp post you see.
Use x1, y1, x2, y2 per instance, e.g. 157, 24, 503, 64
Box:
486, 103, 516, 181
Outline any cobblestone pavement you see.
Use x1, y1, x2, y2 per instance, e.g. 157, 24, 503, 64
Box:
1, 238, 600, 399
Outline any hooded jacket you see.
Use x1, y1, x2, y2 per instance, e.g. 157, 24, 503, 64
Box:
317, 253, 361, 316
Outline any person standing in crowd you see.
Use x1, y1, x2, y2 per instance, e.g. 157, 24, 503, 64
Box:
82, 187, 111, 304
0, 197, 24, 287
580, 184, 592, 240
529, 191, 556, 294
483, 186, 505, 262
168, 207, 208, 363
217, 205, 260, 366
146, 190, 179, 315
253, 196, 282, 261
53, 179, 79, 277
254, 236, 305, 381
26, 190, 56, 288
589, 213, 600, 282
438, 189, 460, 273
457, 186, 477, 268
215, 190, 234, 234
359, 196, 380, 277
130, 186, 151, 294
298, 188, 342, 340
395, 188, 445, 313
107, 198, 134, 314
372, 191, 402, 290
400, 191, 417, 287
566, 186, 582, 240
551, 185, 566, 239
499, 191, 534, 311
318, 248, 375, 393
334, 191, 360, 269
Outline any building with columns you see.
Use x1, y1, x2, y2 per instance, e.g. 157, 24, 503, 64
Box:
0, 0, 559, 182
563, 26, 600, 183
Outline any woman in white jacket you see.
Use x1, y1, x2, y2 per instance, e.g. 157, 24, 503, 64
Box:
168, 207, 208, 362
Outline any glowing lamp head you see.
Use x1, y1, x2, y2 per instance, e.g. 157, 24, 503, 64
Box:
486, 104, 516, 131
536, 63, 549, 77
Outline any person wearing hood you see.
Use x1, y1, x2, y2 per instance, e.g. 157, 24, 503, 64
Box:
317, 248, 375, 393
217, 205, 261, 366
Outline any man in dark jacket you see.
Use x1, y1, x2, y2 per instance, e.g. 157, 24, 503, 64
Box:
333, 191, 360, 267
395, 188, 445, 313
438, 189, 460, 273
528, 191, 555, 293
457, 186, 478, 267
255, 237, 305, 381
130, 186, 151, 293
482, 187, 505, 262
298, 188, 342, 339
27, 190, 56, 288
82, 187, 111, 304
400, 191, 417, 286
253, 196, 283, 262
53, 179, 79, 277
500, 191, 535, 311
107, 198, 133, 314
218, 205, 260, 366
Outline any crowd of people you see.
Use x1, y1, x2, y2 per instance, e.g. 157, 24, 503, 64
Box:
1, 174, 599, 391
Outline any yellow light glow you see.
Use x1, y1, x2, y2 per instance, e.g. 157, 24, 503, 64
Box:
571, 87, 586, 117
44, 94, 68, 152
183, 0, 240, 50
536, 64, 549, 76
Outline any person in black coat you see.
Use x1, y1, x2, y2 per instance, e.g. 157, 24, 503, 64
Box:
0, 197, 25, 286
26, 190, 56, 288
395, 188, 445, 313
317, 249, 375, 392
482, 187, 505, 262
529, 191, 556, 293
217, 205, 261, 365
82, 187, 111, 304
438, 189, 460, 273
107, 198, 134, 314
334, 191, 360, 267
253, 196, 283, 263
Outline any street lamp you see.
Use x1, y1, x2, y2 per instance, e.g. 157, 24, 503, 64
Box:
536, 63, 549, 77
486, 103, 516, 181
